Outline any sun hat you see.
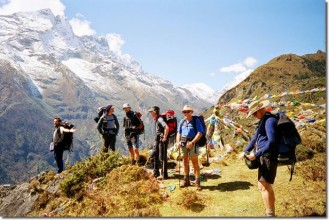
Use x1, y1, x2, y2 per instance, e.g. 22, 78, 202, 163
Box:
148, 106, 160, 112
122, 103, 131, 109
247, 100, 270, 118
181, 105, 194, 113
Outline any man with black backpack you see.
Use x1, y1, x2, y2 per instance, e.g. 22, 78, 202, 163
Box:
52, 117, 75, 174
238, 100, 278, 217
148, 106, 170, 179
97, 105, 120, 152
122, 103, 143, 166
176, 105, 204, 191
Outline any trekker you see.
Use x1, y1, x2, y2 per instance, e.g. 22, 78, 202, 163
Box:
176, 105, 204, 190
148, 106, 170, 180
122, 103, 142, 165
97, 105, 120, 152
238, 100, 279, 217
53, 117, 75, 174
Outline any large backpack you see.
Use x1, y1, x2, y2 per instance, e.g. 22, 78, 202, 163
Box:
191, 115, 207, 147
160, 110, 177, 138
57, 121, 74, 152
275, 113, 302, 181
134, 111, 145, 135
94, 107, 106, 123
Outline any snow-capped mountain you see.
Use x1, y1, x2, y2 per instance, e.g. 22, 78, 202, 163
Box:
213, 70, 253, 102
0, 9, 212, 183
179, 83, 216, 103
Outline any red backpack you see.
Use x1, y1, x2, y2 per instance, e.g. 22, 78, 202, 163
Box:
160, 110, 177, 138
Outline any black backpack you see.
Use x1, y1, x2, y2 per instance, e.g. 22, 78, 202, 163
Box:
57, 121, 74, 152
191, 115, 207, 147
275, 113, 302, 181
94, 107, 106, 123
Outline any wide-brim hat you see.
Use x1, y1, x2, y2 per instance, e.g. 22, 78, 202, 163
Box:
122, 103, 131, 109
181, 105, 194, 113
247, 100, 270, 118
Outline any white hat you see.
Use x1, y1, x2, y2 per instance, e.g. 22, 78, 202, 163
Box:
122, 103, 131, 109
181, 105, 194, 113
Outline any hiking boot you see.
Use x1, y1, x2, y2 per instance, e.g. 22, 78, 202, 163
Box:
131, 160, 136, 165
157, 175, 163, 180
195, 178, 202, 191
179, 178, 190, 188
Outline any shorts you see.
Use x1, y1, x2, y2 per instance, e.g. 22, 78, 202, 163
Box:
126, 132, 139, 149
181, 145, 198, 157
258, 154, 278, 184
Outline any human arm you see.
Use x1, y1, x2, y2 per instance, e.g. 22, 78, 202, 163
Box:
97, 115, 104, 134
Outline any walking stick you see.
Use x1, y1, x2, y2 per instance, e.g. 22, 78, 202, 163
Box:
178, 147, 181, 187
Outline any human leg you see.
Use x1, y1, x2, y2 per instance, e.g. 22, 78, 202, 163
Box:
54, 147, 64, 173
258, 181, 275, 216
258, 155, 278, 216
108, 133, 116, 152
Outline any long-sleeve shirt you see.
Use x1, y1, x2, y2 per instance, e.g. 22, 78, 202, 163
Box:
97, 114, 119, 135
244, 113, 278, 158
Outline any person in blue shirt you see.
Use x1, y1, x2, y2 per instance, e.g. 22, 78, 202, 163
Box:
239, 100, 278, 217
97, 105, 119, 152
176, 105, 204, 190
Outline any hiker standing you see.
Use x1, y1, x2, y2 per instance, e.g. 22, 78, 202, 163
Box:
238, 100, 279, 217
97, 105, 120, 152
122, 103, 142, 165
148, 106, 170, 180
53, 117, 75, 174
176, 105, 204, 190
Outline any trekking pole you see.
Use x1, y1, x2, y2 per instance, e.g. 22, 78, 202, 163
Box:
178, 146, 181, 187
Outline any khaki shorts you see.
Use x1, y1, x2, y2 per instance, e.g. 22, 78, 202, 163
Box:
181, 145, 198, 157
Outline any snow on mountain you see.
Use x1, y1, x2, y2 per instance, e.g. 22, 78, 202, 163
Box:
214, 70, 253, 102
180, 83, 216, 103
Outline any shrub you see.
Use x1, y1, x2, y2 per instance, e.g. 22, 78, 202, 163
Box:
176, 188, 206, 211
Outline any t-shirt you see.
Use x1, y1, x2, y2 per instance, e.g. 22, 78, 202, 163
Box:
155, 116, 167, 135
178, 117, 204, 139
53, 126, 64, 143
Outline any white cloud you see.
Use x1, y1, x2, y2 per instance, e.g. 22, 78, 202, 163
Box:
69, 14, 96, 37
0, 0, 65, 16
106, 33, 125, 56
219, 57, 257, 73
220, 63, 247, 73
243, 57, 257, 68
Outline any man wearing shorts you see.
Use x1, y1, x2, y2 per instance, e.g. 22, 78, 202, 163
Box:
239, 100, 279, 217
176, 105, 204, 190
122, 103, 142, 165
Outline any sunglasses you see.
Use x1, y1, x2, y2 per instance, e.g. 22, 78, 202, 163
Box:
182, 111, 192, 114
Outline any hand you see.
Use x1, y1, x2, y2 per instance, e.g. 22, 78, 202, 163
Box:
238, 152, 246, 160
70, 128, 76, 133
175, 142, 181, 150
162, 137, 167, 142
246, 152, 256, 161
186, 141, 194, 150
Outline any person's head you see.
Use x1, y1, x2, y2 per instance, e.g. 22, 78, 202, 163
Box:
247, 100, 270, 119
106, 105, 114, 114
181, 105, 194, 119
148, 106, 160, 117
54, 117, 61, 127
122, 103, 131, 113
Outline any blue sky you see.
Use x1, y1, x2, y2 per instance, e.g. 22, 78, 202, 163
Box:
0, 0, 326, 91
